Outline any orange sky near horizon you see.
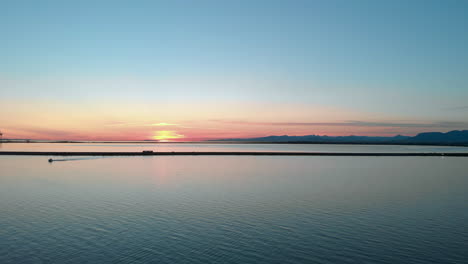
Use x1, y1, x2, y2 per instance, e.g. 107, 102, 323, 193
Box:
0, 100, 461, 141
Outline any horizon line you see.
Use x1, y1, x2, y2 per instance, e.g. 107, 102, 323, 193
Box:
1, 129, 467, 143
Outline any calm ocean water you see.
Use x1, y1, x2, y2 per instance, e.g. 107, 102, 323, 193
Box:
1, 144, 467, 263
1, 142, 467, 153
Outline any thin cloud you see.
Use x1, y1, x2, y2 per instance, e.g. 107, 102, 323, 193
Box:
211, 120, 468, 128
104, 122, 141, 127
7, 127, 81, 139
106, 122, 182, 127
442, 106, 468, 111
145, 123, 179, 126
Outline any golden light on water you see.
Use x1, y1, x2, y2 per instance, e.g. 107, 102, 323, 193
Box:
153, 131, 185, 141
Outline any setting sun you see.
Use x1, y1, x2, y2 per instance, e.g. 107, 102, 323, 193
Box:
152, 131, 185, 141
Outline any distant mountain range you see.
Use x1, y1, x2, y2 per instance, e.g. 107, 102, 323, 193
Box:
212, 130, 468, 146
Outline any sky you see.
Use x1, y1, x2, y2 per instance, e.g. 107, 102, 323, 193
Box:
1, 0, 468, 141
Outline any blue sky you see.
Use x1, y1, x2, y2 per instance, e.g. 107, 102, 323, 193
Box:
1, 0, 468, 140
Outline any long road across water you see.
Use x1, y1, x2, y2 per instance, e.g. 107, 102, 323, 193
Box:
1, 151, 468, 156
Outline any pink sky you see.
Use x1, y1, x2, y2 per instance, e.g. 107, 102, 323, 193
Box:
1, 100, 463, 141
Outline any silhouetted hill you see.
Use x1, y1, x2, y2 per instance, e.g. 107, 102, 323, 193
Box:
405, 130, 468, 144
212, 130, 468, 146
213, 134, 410, 143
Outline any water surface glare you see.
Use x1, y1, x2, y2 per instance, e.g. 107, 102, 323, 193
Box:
1, 156, 467, 263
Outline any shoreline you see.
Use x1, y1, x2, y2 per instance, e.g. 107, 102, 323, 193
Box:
1, 151, 468, 157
